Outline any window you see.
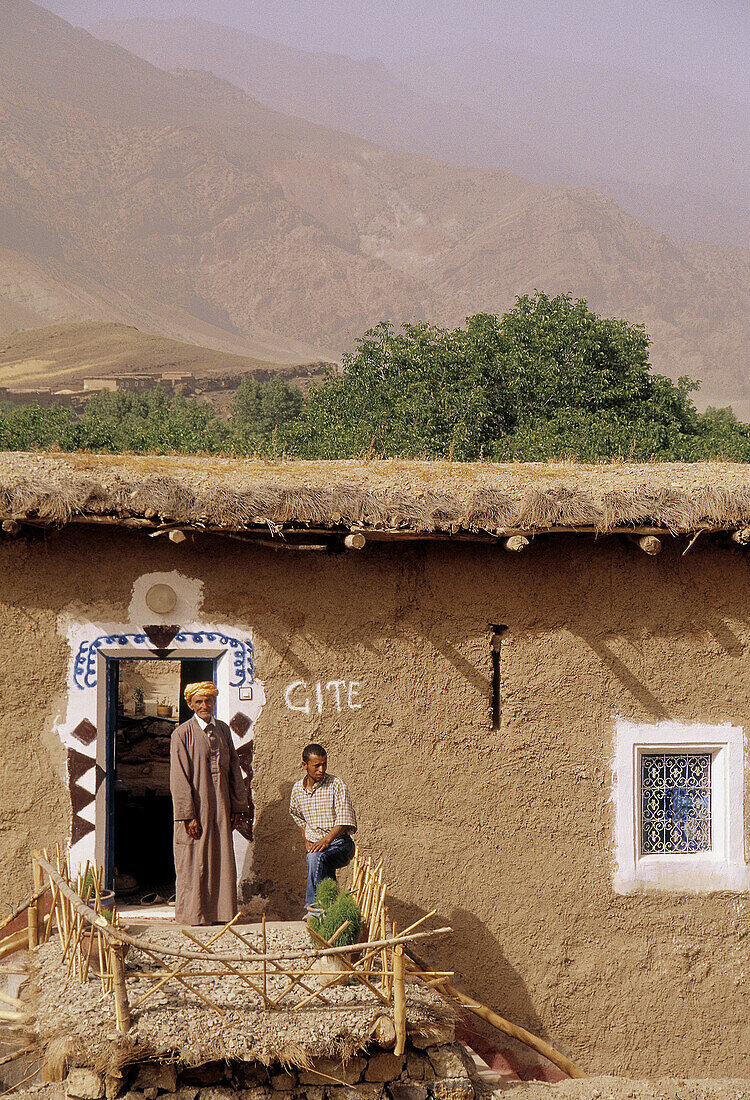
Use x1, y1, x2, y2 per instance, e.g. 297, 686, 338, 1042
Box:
640, 752, 711, 855
613, 721, 747, 892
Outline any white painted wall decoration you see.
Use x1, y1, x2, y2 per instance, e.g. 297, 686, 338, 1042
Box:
611, 718, 748, 893
55, 571, 266, 885
284, 680, 362, 714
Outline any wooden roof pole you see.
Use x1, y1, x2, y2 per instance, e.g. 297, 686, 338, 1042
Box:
404, 947, 587, 1081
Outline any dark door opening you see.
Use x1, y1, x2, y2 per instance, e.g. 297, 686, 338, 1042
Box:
105, 655, 215, 897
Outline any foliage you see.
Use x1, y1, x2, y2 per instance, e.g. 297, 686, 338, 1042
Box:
229, 376, 304, 454
310, 878, 363, 946
313, 891, 363, 947
2, 295, 750, 462
314, 877, 340, 911
290, 292, 739, 462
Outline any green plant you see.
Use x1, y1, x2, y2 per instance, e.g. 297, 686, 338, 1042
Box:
314, 877, 340, 911
79, 868, 97, 898
313, 891, 363, 946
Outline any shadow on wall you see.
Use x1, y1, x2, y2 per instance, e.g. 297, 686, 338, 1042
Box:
387, 897, 549, 1041
251, 785, 306, 919
581, 634, 670, 721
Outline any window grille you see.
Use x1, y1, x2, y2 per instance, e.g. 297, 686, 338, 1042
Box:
640, 752, 712, 854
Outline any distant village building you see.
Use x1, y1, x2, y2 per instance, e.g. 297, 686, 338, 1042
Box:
2, 452, 750, 1077
82, 374, 154, 393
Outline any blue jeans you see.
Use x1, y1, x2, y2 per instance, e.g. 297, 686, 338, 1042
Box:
305, 834, 355, 907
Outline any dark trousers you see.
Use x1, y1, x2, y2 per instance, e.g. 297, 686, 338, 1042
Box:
305, 834, 355, 907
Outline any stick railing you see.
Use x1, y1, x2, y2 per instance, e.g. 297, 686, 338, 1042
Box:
34, 854, 451, 1037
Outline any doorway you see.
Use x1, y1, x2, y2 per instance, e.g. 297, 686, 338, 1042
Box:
104, 655, 215, 897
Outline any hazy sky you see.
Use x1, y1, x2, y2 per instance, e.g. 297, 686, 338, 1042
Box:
40, 0, 750, 102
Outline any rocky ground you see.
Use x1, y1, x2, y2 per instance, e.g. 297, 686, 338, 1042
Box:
28, 924, 453, 1071
7, 1074, 750, 1100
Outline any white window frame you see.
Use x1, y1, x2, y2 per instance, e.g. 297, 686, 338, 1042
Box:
612, 719, 748, 893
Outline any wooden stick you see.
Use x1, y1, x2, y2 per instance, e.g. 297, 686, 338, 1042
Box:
0, 1010, 26, 1022
392, 945, 406, 1056
367, 878, 385, 974
380, 903, 388, 995
360, 858, 373, 922
0, 991, 22, 1008
131, 920, 236, 1014
82, 921, 97, 983
32, 854, 44, 942
26, 905, 38, 953
96, 929, 107, 995
0, 931, 31, 960
0, 1046, 35, 1068
0, 884, 50, 939
127, 968, 383, 979
129, 954, 196, 1011
83, 866, 103, 983
262, 914, 267, 1005
287, 972, 339, 1012
286, 920, 355, 1011
227, 926, 322, 1008
397, 909, 439, 939
272, 919, 352, 1007
54, 847, 69, 944
43, 885, 59, 946
111, 944, 131, 1033
405, 948, 587, 1079
182, 919, 279, 1011
307, 926, 389, 1005
66, 913, 87, 979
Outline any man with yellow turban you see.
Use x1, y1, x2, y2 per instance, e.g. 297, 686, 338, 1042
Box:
170, 681, 249, 925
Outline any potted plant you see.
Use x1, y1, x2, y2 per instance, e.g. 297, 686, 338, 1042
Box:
156, 697, 173, 718
133, 686, 145, 716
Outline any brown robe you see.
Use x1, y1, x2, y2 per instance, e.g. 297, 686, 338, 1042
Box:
170, 716, 249, 926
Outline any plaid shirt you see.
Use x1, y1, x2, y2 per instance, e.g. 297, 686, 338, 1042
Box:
289, 773, 357, 842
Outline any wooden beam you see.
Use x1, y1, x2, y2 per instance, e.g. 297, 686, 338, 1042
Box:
626, 534, 662, 556
110, 945, 131, 1033
392, 945, 406, 1056
503, 535, 529, 552
404, 949, 587, 1080
344, 532, 366, 550
14, 514, 743, 546
37, 852, 451, 964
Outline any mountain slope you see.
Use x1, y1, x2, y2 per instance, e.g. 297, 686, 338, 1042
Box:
0, 322, 290, 390
94, 16, 749, 249
0, 0, 748, 403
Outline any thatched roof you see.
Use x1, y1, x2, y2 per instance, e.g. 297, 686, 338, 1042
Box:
1, 452, 750, 538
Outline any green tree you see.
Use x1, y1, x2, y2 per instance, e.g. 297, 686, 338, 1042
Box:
75, 389, 229, 453
292, 293, 711, 461
229, 376, 304, 453
0, 402, 78, 450
291, 319, 499, 459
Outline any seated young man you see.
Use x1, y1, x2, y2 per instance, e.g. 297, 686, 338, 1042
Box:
289, 742, 357, 912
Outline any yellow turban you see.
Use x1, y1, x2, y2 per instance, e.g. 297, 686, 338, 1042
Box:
184, 681, 219, 706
